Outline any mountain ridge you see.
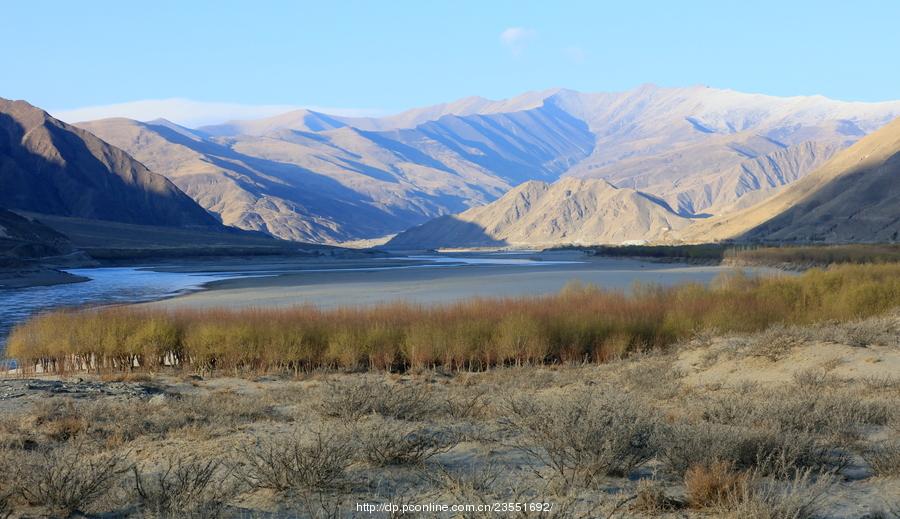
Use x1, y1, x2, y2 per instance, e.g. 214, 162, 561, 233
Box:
75, 85, 900, 243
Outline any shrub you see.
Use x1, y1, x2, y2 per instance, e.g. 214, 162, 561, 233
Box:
318, 379, 439, 421
16, 441, 131, 516
658, 421, 838, 477
355, 417, 458, 466
863, 441, 900, 477
238, 431, 354, 492
133, 453, 240, 518
725, 244, 900, 268
502, 391, 660, 484
719, 469, 833, 519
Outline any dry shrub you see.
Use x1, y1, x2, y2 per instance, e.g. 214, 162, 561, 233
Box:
444, 387, 491, 420
685, 461, 749, 508
622, 357, 684, 397
133, 453, 240, 518
355, 417, 459, 466
659, 421, 838, 477
16, 441, 131, 516
427, 461, 504, 498
631, 478, 683, 513
238, 430, 353, 492
24, 393, 281, 447
863, 441, 900, 477
175, 392, 281, 426
791, 368, 840, 389
0, 449, 14, 519
719, 469, 833, 519
746, 325, 805, 361
502, 390, 659, 484
806, 315, 899, 347
294, 490, 344, 519
701, 387, 892, 442
319, 378, 439, 421
28, 399, 87, 442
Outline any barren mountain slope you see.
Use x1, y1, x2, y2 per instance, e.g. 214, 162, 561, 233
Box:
679, 116, 900, 243
386, 177, 691, 248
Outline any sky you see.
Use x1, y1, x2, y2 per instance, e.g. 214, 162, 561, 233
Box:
3, 0, 899, 126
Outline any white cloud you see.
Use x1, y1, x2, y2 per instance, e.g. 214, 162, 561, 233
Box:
51, 98, 384, 128
500, 27, 536, 56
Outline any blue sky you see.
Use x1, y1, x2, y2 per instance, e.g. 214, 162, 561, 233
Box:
3, 0, 899, 124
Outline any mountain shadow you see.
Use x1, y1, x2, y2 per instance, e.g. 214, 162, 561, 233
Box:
382, 215, 507, 250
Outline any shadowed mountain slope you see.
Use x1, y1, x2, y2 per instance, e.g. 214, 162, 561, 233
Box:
679, 116, 900, 243
0, 98, 220, 228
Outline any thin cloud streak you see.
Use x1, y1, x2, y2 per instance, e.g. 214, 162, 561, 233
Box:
52, 98, 385, 128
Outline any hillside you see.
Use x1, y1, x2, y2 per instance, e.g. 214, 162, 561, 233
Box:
679, 116, 900, 243
386, 177, 691, 248
0, 98, 220, 228
79, 103, 593, 243
75, 85, 900, 244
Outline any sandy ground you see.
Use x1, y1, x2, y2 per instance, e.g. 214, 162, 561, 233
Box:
146, 253, 782, 310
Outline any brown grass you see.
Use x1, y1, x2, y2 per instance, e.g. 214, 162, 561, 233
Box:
8, 263, 900, 375
685, 461, 749, 508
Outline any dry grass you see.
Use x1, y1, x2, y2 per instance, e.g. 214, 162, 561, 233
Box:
631, 478, 683, 513
9, 263, 900, 374
685, 461, 749, 508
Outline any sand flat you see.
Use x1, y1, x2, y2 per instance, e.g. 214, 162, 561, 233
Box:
146, 254, 782, 310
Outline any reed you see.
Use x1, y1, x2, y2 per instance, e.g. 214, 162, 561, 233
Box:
7, 263, 900, 375
724, 244, 900, 267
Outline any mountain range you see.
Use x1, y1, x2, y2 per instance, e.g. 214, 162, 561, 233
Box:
73, 85, 900, 244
